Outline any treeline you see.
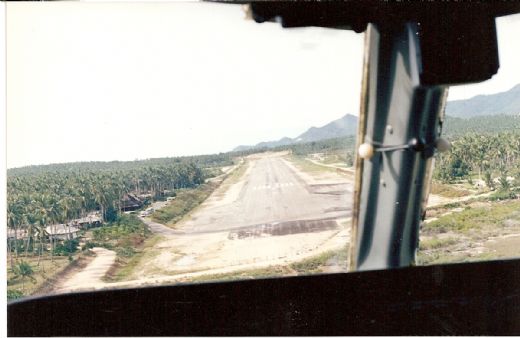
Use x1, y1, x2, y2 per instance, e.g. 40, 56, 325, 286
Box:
282, 136, 357, 156
7, 161, 206, 261
442, 114, 520, 138
8, 153, 235, 177
229, 136, 358, 160
8, 161, 205, 222
434, 131, 520, 188
280, 136, 357, 165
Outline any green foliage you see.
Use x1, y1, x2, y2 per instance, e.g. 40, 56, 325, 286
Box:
152, 185, 214, 225
7, 239, 27, 253
12, 261, 34, 278
93, 214, 149, 241
290, 246, 349, 274
8, 154, 231, 176
54, 239, 80, 256
7, 157, 207, 239
81, 241, 97, 251
115, 246, 136, 258
435, 157, 470, 183
232, 136, 357, 162
487, 172, 518, 201
423, 200, 520, 234
430, 182, 470, 198
7, 289, 24, 301
498, 174, 511, 191
286, 136, 357, 157
484, 171, 495, 190
105, 206, 118, 222
443, 115, 520, 137
434, 130, 520, 184
489, 190, 517, 201
12, 260, 37, 291
419, 237, 457, 250
89, 214, 149, 259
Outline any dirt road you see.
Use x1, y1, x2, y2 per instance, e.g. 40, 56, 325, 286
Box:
53, 247, 116, 293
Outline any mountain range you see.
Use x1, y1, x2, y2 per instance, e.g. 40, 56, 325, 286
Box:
233, 114, 358, 151
445, 84, 520, 118
233, 83, 520, 151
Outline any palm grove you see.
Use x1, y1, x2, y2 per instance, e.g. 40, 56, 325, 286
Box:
7, 160, 208, 268
434, 115, 520, 194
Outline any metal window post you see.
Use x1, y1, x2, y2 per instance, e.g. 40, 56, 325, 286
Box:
349, 22, 447, 271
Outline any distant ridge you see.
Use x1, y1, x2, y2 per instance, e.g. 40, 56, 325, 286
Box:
233, 114, 358, 152
446, 84, 520, 118
233, 84, 520, 152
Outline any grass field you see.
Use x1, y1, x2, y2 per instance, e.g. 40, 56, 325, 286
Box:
287, 155, 343, 176
223, 160, 247, 185
290, 245, 349, 274
430, 181, 472, 198
422, 199, 520, 234
103, 235, 164, 282
7, 255, 74, 300
151, 183, 217, 226
289, 155, 332, 173
418, 199, 520, 265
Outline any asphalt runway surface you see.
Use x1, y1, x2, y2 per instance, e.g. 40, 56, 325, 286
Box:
179, 155, 352, 236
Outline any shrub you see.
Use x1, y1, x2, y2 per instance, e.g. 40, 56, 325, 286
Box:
82, 241, 96, 251
116, 246, 135, 258
7, 289, 24, 301
151, 186, 212, 225
484, 171, 495, 190
93, 214, 149, 241
7, 239, 27, 253
54, 239, 80, 256
88, 214, 149, 259
489, 189, 517, 201
419, 237, 457, 250
12, 261, 36, 292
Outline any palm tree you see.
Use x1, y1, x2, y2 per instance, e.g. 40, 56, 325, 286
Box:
7, 198, 18, 269
13, 260, 36, 293
7, 197, 26, 266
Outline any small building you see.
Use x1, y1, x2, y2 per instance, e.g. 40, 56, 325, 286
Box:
493, 176, 515, 184
309, 153, 325, 161
121, 193, 143, 212
75, 212, 102, 228
7, 229, 29, 240
45, 224, 80, 241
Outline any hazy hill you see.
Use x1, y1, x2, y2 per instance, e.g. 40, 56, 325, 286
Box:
233, 114, 358, 151
233, 84, 520, 152
446, 84, 520, 118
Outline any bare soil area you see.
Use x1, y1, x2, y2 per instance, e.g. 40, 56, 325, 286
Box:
51, 247, 116, 293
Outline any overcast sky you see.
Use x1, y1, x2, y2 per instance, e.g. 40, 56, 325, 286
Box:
6, 3, 520, 168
